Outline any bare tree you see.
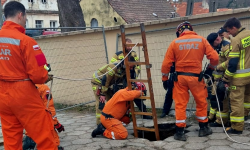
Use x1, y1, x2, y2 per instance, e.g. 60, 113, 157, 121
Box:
57, 0, 86, 32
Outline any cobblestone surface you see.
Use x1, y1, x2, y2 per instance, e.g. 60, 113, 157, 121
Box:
1, 112, 250, 150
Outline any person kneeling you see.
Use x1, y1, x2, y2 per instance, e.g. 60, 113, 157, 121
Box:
91, 85, 143, 140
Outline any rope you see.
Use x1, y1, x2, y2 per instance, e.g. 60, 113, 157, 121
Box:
206, 74, 250, 146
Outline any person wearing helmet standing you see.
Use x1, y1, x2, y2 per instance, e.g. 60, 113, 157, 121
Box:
222, 17, 250, 134
161, 21, 219, 141
206, 32, 231, 127
91, 85, 143, 140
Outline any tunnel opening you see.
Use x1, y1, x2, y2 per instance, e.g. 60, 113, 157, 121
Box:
133, 123, 190, 141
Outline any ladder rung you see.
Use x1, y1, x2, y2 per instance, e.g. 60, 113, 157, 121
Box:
134, 112, 152, 116
127, 62, 146, 65
126, 43, 143, 47
136, 127, 155, 132
137, 96, 151, 99
129, 79, 148, 82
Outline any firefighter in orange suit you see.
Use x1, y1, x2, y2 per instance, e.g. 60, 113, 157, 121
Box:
23, 84, 64, 150
91, 84, 143, 140
91, 60, 126, 125
0, 2, 57, 150
161, 21, 219, 141
222, 17, 250, 134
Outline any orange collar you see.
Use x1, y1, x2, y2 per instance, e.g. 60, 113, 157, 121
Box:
2, 21, 25, 34
179, 31, 197, 37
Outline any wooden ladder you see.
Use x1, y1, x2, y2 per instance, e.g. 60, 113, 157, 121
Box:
120, 23, 160, 141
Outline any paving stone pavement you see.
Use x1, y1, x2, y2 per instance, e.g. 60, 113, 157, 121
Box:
1, 112, 250, 150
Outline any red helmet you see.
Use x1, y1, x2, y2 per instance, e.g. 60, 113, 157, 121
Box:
134, 82, 147, 96
176, 21, 193, 37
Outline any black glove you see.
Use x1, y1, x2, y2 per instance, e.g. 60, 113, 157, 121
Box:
204, 68, 214, 79
163, 80, 168, 90
55, 123, 65, 133
210, 95, 223, 111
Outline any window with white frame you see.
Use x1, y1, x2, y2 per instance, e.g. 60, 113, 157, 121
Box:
35, 20, 43, 28
91, 18, 98, 28
50, 21, 58, 31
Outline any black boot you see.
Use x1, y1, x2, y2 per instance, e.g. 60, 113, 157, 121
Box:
22, 136, 36, 150
160, 112, 167, 118
58, 146, 64, 150
174, 126, 186, 141
91, 123, 106, 138
199, 122, 212, 137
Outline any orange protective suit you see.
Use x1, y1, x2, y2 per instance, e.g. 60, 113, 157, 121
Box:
0, 21, 57, 150
101, 88, 141, 140
31, 84, 60, 146
161, 31, 219, 128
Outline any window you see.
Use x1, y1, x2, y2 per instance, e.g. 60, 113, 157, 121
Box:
41, 0, 47, 3
50, 21, 58, 31
28, 0, 34, 2
91, 18, 98, 28
35, 20, 43, 28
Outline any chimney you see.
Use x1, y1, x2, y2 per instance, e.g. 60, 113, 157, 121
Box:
202, 0, 209, 9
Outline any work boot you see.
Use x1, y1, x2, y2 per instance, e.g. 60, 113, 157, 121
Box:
226, 127, 242, 134
199, 122, 212, 137
143, 115, 152, 119
244, 116, 249, 121
160, 112, 167, 118
91, 123, 106, 138
22, 135, 36, 150
174, 126, 186, 141
58, 146, 64, 150
209, 122, 222, 127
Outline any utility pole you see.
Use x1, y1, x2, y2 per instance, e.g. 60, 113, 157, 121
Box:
186, 0, 194, 16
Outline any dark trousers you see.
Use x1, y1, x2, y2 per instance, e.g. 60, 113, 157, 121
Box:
162, 87, 173, 114
134, 99, 147, 112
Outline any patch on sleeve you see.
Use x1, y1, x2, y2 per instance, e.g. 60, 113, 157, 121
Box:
35, 53, 47, 66
33, 45, 41, 51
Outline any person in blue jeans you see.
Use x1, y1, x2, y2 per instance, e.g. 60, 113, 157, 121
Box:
160, 62, 175, 118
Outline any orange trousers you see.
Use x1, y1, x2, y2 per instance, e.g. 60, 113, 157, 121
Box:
173, 76, 208, 127
0, 81, 57, 150
101, 115, 128, 140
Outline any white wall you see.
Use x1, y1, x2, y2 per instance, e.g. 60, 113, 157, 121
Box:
26, 14, 59, 28
3, 0, 59, 28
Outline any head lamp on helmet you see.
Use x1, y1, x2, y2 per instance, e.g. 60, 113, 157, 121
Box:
176, 21, 193, 38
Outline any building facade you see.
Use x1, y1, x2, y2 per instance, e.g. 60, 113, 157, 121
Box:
2, 0, 59, 29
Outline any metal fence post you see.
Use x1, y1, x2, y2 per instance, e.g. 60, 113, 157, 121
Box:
116, 33, 119, 52
102, 25, 109, 64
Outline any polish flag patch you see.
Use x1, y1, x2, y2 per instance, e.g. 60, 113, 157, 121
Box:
33, 45, 40, 50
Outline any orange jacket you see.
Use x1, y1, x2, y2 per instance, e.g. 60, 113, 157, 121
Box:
161, 31, 219, 81
0, 21, 48, 83
36, 84, 59, 125
102, 88, 141, 120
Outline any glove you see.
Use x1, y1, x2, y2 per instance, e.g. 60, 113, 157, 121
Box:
120, 115, 131, 125
99, 95, 106, 103
45, 74, 53, 84
210, 95, 223, 111
222, 76, 230, 85
163, 80, 168, 90
204, 68, 214, 79
55, 123, 65, 133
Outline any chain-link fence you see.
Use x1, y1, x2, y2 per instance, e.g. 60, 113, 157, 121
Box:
116, 16, 250, 109
34, 27, 108, 110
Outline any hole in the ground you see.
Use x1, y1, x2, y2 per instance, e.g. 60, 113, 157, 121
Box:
132, 123, 191, 141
